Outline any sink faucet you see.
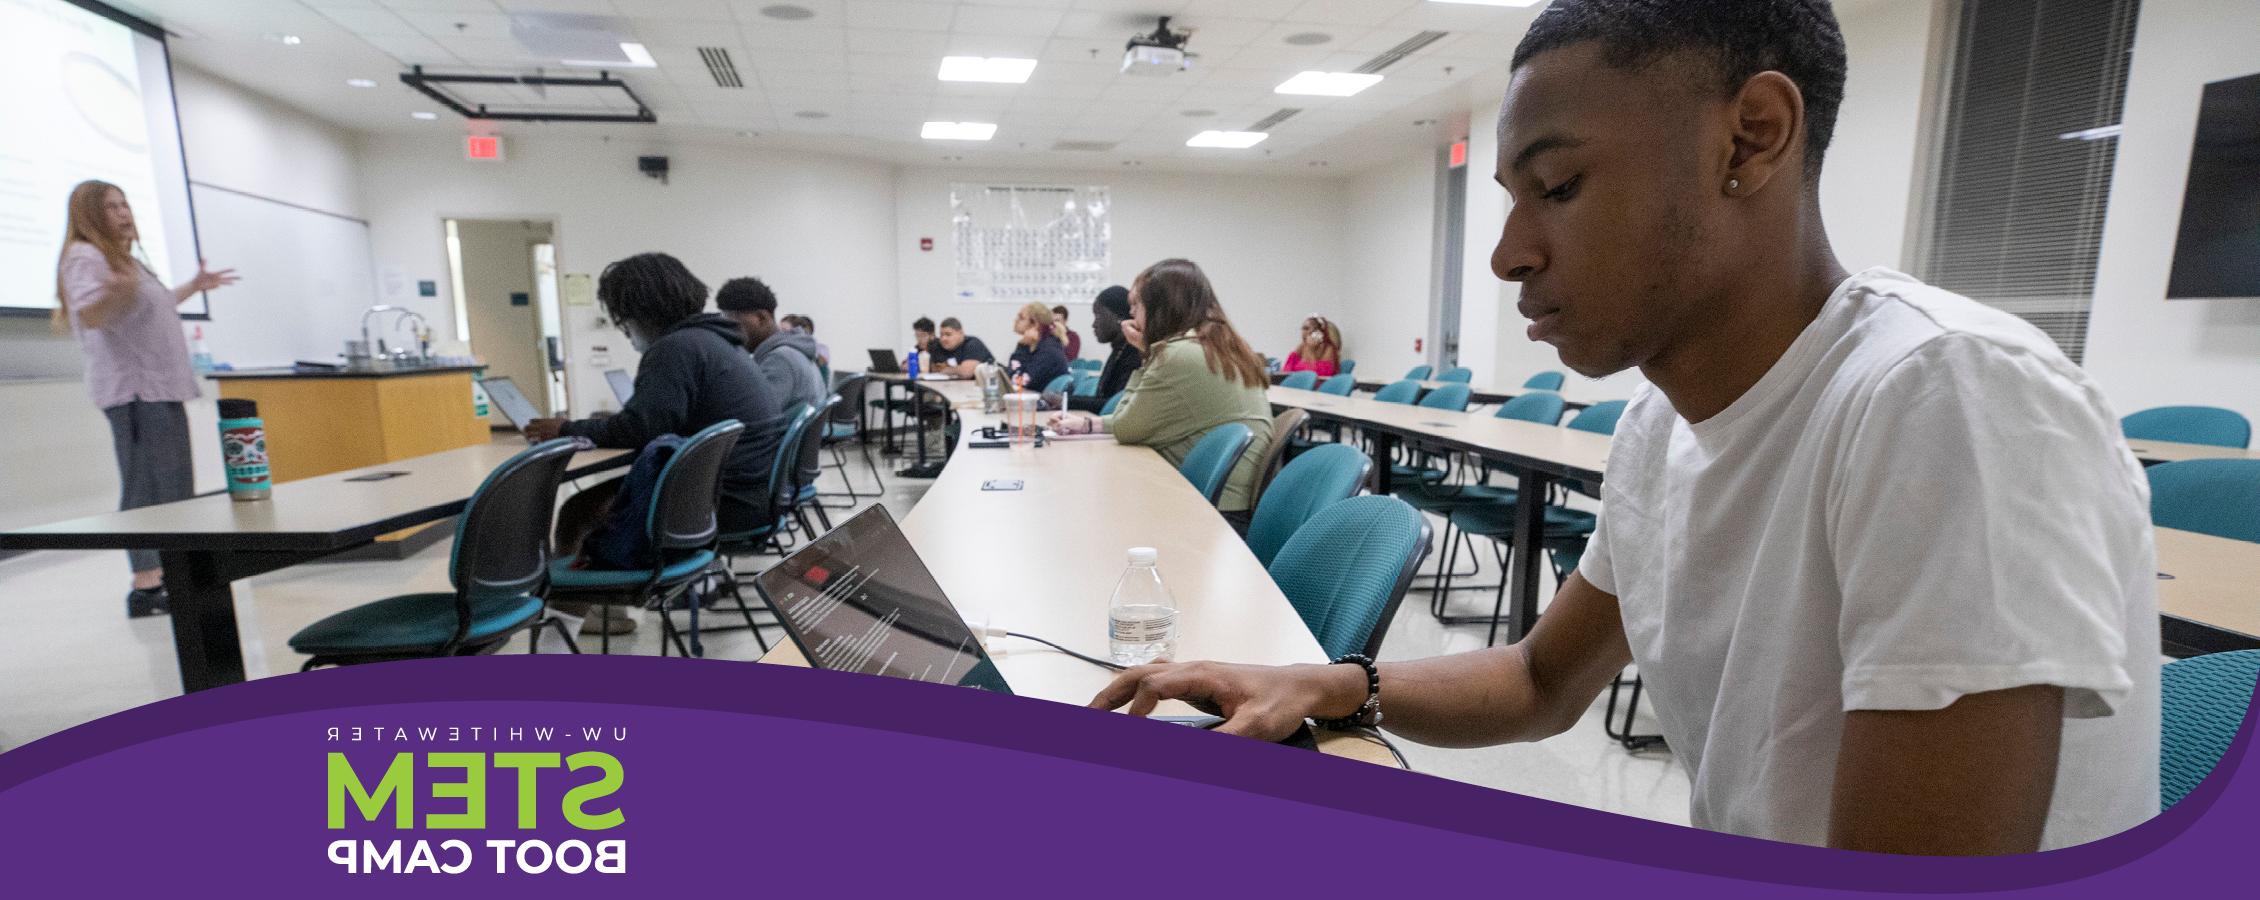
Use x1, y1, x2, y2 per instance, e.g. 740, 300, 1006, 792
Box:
360, 305, 431, 362
394, 311, 430, 360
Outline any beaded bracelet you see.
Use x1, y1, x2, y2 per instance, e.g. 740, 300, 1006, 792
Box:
1314, 653, 1382, 730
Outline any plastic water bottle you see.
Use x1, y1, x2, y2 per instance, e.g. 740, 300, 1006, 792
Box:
216, 398, 271, 501
1109, 547, 1177, 665
190, 327, 214, 373
906, 349, 921, 380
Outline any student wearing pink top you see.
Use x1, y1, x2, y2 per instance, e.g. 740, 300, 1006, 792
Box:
54, 180, 239, 618
1282, 315, 1342, 377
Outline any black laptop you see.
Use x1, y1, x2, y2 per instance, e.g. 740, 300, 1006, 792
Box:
867, 349, 904, 374
604, 368, 634, 405
753, 505, 1011, 693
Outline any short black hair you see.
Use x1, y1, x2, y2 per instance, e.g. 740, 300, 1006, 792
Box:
913, 316, 935, 334
938, 317, 963, 331
1510, 0, 1847, 180
597, 253, 707, 336
714, 276, 777, 314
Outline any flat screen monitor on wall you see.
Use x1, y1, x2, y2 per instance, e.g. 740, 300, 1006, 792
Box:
2165, 71, 2260, 300
0, 0, 203, 318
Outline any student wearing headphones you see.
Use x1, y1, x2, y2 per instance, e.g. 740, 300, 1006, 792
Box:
1283, 316, 1342, 377
1091, 0, 2156, 855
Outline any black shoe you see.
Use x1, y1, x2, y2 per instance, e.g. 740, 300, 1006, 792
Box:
126, 587, 170, 619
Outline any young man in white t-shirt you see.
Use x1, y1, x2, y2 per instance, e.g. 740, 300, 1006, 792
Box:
1089, 0, 2158, 855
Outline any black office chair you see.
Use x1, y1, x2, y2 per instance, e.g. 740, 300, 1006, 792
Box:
786, 395, 842, 536
544, 420, 743, 657
818, 374, 884, 508
289, 439, 581, 668
699, 405, 823, 652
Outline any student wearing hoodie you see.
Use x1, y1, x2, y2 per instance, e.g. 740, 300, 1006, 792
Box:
717, 277, 826, 417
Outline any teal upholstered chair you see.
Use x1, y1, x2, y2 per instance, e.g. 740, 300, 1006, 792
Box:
1398, 390, 1568, 517
1318, 374, 1357, 396
2162, 650, 2260, 809
1438, 400, 1628, 646
2148, 459, 2260, 543
1280, 370, 1320, 390
817, 376, 882, 508
1100, 391, 1128, 415
1041, 373, 1075, 396
1072, 358, 1103, 372
1403, 365, 1433, 381
1435, 367, 1474, 384
1523, 371, 1566, 391
1339, 360, 1356, 374
1388, 383, 1474, 486
1373, 380, 1422, 404
1178, 423, 1256, 506
1246, 444, 1371, 568
1074, 372, 1101, 396
1270, 495, 1432, 659
2124, 406, 2251, 450
290, 439, 582, 668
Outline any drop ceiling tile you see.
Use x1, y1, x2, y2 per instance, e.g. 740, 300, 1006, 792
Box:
1286, 0, 1415, 27
951, 4, 1066, 36
842, 0, 955, 32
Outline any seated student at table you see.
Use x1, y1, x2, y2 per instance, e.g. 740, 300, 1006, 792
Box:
910, 316, 939, 361
1089, 0, 2156, 856
1068, 285, 1142, 414
783, 314, 831, 377
1050, 259, 1272, 527
717, 277, 825, 415
1008, 302, 1071, 395
1282, 316, 1342, 377
525, 253, 787, 633
1051, 304, 1084, 360
929, 317, 994, 377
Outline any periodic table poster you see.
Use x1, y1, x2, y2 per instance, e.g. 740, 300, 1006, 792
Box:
951, 184, 1111, 305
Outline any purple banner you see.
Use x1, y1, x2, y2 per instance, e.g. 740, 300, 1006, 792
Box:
0, 655, 2248, 896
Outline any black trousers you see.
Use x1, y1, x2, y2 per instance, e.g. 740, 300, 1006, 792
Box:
103, 400, 194, 573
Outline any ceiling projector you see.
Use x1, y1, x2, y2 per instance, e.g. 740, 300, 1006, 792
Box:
1122, 16, 1193, 77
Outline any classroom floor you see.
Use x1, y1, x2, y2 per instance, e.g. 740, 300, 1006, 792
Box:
0, 460, 1689, 828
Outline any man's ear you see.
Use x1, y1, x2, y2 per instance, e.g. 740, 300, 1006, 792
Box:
1722, 70, 1806, 196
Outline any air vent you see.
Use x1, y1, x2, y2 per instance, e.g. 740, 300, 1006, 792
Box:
1247, 108, 1303, 131
1354, 31, 1449, 74
698, 47, 743, 88
1051, 140, 1117, 152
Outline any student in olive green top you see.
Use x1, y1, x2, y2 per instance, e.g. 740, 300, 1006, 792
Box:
1050, 259, 1273, 523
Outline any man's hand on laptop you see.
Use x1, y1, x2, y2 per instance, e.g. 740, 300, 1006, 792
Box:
522, 418, 567, 442
1088, 661, 1367, 740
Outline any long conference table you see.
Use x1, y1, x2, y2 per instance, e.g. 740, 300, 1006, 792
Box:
765, 377, 1398, 766
1269, 386, 2260, 655
0, 441, 631, 692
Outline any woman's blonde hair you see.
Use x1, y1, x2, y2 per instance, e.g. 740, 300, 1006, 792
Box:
1301, 315, 1342, 363
1015, 302, 1057, 341
54, 180, 136, 330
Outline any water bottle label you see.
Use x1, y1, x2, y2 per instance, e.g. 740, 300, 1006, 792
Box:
1109, 610, 1176, 644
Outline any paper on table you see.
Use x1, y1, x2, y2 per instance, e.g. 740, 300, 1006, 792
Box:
1043, 429, 1116, 442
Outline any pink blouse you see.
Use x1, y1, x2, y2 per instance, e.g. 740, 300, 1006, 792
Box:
1283, 351, 1338, 378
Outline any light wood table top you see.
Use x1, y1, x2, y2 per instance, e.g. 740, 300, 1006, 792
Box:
2157, 527, 2260, 646
2126, 439, 2259, 465
760, 406, 1396, 766
0, 440, 628, 553
1271, 386, 1613, 481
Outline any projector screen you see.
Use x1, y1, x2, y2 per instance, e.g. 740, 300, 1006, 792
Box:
0, 0, 202, 318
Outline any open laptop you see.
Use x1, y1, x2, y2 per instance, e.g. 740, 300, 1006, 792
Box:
753, 505, 1011, 693
604, 368, 635, 405
478, 376, 545, 433
867, 348, 904, 374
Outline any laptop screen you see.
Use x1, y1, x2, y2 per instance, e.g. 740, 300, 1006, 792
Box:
479, 376, 543, 429
754, 506, 1010, 694
605, 369, 635, 405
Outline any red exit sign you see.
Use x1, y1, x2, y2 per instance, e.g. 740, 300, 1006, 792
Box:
465, 135, 504, 161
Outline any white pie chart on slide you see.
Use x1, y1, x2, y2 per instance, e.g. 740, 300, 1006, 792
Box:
64, 52, 149, 153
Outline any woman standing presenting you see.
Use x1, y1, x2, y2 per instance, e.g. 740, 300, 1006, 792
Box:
54, 180, 238, 618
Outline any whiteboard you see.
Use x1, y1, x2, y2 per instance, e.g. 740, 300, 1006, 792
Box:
187, 183, 377, 368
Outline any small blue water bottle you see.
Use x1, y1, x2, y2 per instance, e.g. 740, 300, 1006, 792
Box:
906, 349, 921, 380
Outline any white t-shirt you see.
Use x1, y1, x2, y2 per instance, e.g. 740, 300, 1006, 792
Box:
1580, 267, 2159, 849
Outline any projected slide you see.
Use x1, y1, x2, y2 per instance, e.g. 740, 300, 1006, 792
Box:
0, 0, 201, 316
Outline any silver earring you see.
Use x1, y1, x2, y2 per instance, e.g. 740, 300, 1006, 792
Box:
1727, 178, 1741, 191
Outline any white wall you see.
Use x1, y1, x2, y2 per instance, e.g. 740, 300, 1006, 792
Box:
356, 136, 900, 415
1339, 148, 1439, 380
891, 166, 1346, 367
1821, 0, 1939, 272
2080, 0, 2260, 429
0, 63, 365, 531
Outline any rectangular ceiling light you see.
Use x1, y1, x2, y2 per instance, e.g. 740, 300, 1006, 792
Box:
1428, 0, 1545, 6
1187, 130, 1268, 149
1276, 71, 1384, 96
938, 56, 1038, 84
922, 121, 998, 141
563, 41, 656, 68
